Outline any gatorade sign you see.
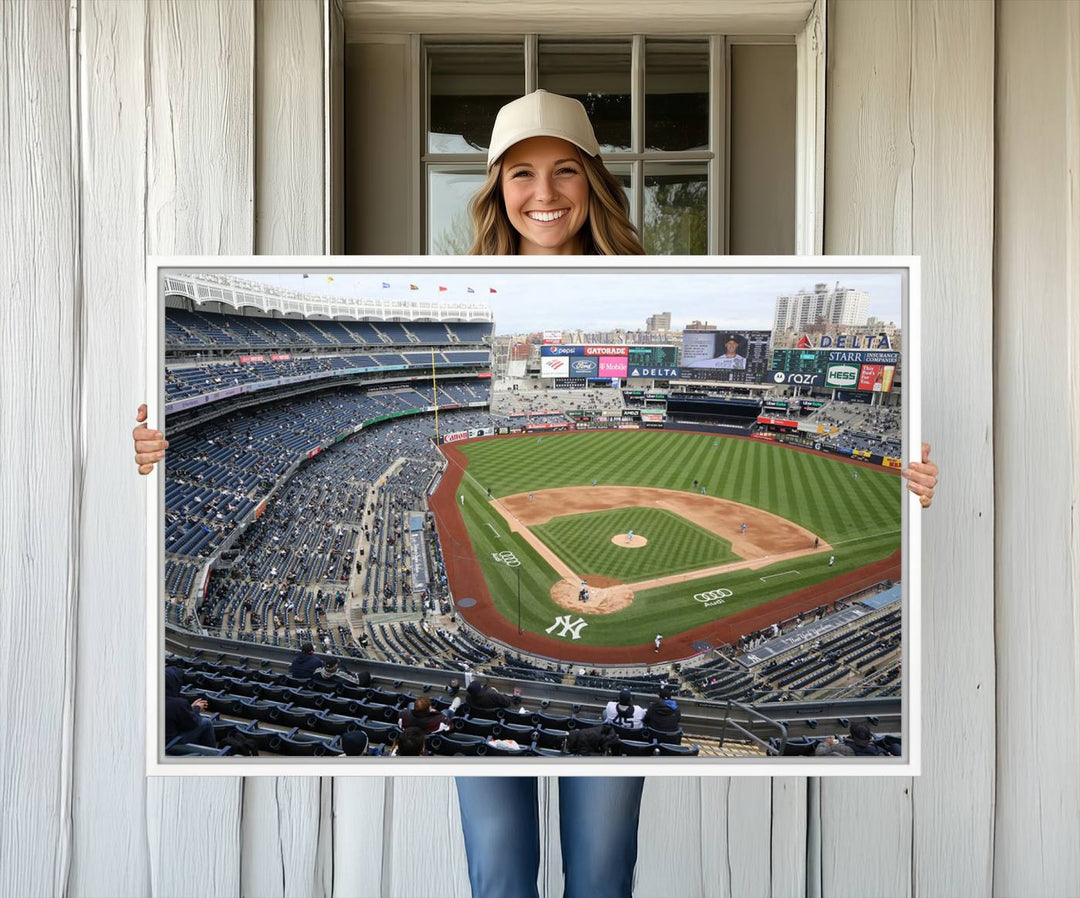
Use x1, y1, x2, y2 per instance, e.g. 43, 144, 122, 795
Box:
826, 364, 859, 389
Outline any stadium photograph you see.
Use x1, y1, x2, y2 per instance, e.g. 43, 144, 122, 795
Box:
155, 262, 912, 767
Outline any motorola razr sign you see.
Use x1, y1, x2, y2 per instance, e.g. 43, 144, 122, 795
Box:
767, 370, 822, 386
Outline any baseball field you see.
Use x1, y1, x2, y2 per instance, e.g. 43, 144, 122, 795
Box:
431, 429, 901, 660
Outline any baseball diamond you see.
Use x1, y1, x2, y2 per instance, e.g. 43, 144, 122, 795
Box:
430, 429, 902, 661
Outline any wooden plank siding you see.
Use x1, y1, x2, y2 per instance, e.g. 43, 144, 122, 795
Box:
993, 1, 1080, 894
0, 2, 79, 896
143, 0, 254, 894
823, 2, 996, 896
0, 2, 1077, 898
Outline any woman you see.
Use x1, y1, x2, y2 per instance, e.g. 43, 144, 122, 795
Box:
133, 90, 939, 898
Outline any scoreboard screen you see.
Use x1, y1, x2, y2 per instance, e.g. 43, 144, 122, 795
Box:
766, 349, 829, 387
768, 348, 901, 391
628, 345, 679, 368
678, 330, 772, 383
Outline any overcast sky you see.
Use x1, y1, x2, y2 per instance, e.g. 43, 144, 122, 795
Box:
244, 269, 904, 335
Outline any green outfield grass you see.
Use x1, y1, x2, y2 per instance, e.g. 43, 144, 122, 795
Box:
448, 431, 902, 647
532, 506, 740, 582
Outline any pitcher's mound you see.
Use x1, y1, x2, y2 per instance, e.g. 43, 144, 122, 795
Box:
611, 533, 648, 548
550, 578, 635, 614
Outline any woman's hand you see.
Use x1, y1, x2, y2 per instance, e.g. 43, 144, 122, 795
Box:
902, 442, 938, 508
133, 403, 168, 474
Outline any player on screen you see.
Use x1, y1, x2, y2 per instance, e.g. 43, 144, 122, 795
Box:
699, 334, 747, 369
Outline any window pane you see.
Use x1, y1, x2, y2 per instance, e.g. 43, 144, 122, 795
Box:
428, 167, 487, 254
643, 163, 707, 255
428, 44, 524, 154
538, 40, 632, 153
645, 40, 709, 152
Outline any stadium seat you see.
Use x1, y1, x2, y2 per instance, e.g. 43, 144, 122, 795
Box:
454, 717, 498, 738
533, 711, 572, 729
168, 743, 233, 757
610, 722, 644, 740
237, 698, 288, 724
281, 688, 326, 710
656, 743, 699, 757
255, 683, 290, 702
355, 700, 397, 721
358, 719, 401, 745
208, 714, 242, 742
482, 740, 530, 757
779, 736, 816, 757
277, 729, 342, 757
463, 704, 503, 722
492, 721, 535, 741
200, 691, 236, 715
366, 688, 402, 706
429, 732, 486, 757
306, 711, 360, 736
615, 738, 659, 757
534, 727, 569, 751
222, 677, 259, 698
569, 715, 605, 730
239, 722, 282, 753
642, 726, 683, 746
321, 695, 361, 717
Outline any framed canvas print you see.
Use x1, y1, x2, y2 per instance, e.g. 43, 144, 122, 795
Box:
146, 256, 921, 776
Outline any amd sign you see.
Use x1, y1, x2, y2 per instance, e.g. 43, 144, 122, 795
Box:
769, 370, 821, 386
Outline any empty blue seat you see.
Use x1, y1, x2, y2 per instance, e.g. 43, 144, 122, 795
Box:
429, 732, 485, 757
306, 711, 360, 736
358, 719, 401, 746
616, 738, 658, 757
642, 726, 683, 746
239, 722, 282, 753
656, 742, 699, 757
277, 729, 342, 757
492, 721, 534, 741
454, 717, 498, 738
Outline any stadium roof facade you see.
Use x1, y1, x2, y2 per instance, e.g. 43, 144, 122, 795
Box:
164, 273, 493, 323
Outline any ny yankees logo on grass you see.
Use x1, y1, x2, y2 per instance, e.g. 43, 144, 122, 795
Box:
546, 615, 589, 639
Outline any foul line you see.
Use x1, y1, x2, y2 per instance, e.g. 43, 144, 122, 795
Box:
485, 522, 501, 537
759, 569, 801, 582
830, 529, 901, 547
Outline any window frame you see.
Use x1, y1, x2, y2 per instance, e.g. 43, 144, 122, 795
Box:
415, 12, 824, 256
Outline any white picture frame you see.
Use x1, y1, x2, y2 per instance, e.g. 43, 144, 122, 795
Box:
146, 255, 921, 777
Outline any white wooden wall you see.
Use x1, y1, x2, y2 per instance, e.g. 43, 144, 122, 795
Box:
1, 1, 1077, 896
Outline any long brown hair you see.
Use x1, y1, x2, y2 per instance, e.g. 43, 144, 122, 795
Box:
467, 150, 645, 256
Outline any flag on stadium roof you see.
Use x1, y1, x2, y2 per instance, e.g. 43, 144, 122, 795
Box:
381, 282, 390, 288
467, 287, 475, 293
409, 284, 419, 290
327, 276, 334, 282
489, 287, 497, 294
438, 286, 447, 292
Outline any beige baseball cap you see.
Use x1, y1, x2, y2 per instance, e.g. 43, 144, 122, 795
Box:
486, 90, 601, 169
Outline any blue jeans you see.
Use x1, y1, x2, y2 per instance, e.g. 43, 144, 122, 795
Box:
455, 776, 645, 898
